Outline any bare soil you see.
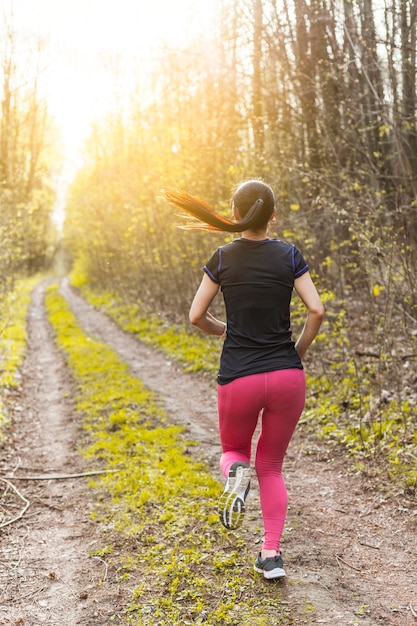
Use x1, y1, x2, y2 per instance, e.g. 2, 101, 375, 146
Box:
0, 277, 416, 625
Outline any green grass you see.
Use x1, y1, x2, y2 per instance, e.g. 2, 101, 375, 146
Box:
0, 276, 41, 439
70, 266, 222, 376
70, 274, 417, 494
45, 284, 293, 626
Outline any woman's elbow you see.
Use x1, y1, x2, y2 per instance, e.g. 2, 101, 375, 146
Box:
189, 310, 202, 327
189, 312, 198, 326
314, 303, 325, 322
308, 302, 325, 323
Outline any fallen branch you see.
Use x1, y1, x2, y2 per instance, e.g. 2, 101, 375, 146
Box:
335, 554, 362, 572
0, 479, 30, 528
92, 556, 108, 582
11, 585, 46, 603
354, 350, 417, 361
358, 541, 380, 550
0, 469, 120, 481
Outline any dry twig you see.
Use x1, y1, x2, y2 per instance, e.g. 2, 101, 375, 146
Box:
359, 541, 380, 550
0, 479, 30, 528
1, 469, 119, 481
335, 554, 362, 572
92, 556, 108, 582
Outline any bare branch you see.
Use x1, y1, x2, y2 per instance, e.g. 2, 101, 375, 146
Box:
0, 478, 30, 528
1, 469, 120, 481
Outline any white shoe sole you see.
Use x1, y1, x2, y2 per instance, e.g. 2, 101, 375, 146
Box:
218, 463, 251, 530
254, 564, 286, 579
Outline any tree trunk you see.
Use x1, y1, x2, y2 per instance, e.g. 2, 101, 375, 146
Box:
252, 0, 264, 160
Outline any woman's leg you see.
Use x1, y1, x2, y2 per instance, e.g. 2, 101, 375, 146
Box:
217, 374, 265, 477
217, 374, 265, 529
255, 369, 306, 553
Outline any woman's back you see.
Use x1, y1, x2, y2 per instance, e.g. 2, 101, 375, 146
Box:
204, 238, 309, 384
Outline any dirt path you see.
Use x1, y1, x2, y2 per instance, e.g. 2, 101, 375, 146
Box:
0, 280, 124, 625
1, 278, 416, 625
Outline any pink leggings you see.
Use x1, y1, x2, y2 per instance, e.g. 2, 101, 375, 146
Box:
218, 369, 306, 551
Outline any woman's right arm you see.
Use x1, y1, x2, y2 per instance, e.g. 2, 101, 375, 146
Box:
189, 273, 226, 337
293, 272, 325, 360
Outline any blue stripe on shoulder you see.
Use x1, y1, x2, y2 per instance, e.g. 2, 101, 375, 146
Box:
203, 266, 219, 283
295, 265, 309, 277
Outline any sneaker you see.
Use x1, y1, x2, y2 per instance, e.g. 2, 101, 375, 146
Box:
218, 461, 251, 530
254, 552, 286, 579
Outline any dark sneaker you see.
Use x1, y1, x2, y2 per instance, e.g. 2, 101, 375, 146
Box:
254, 552, 286, 579
218, 461, 251, 530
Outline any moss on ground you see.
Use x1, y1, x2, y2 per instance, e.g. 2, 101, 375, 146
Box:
45, 284, 293, 626
0, 276, 41, 439
70, 271, 221, 376
71, 275, 417, 493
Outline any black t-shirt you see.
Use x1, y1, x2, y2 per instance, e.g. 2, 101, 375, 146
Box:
204, 238, 309, 384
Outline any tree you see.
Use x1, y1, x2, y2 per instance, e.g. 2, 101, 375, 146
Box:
0, 3, 57, 291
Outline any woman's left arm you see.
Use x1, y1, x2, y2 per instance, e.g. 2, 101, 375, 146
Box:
294, 271, 325, 359
189, 273, 226, 337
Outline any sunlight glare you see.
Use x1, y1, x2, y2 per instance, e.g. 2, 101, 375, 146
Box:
12, 0, 217, 155
9, 0, 217, 228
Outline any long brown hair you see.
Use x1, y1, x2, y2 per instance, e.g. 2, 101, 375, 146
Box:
163, 180, 275, 232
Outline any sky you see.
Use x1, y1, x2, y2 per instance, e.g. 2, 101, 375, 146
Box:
12, 0, 216, 155
8, 0, 217, 226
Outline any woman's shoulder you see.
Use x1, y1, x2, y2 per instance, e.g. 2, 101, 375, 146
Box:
265, 238, 298, 253
218, 239, 241, 253
218, 238, 301, 255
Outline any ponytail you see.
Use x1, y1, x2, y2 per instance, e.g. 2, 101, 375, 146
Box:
163, 189, 236, 231
163, 187, 274, 233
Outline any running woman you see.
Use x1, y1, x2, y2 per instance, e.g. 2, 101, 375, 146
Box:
164, 180, 324, 579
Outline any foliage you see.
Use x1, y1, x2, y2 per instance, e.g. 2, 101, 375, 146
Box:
61, 3, 417, 462
0, 6, 59, 294
1, 0, 415, 504
62, 0, 417, 307
70, 270, 222, 376
45, 285, 293, 625
0, 276, 40, 439
73, 276, 417, 493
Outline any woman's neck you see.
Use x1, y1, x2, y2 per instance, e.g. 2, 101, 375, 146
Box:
240, 229, 269, 241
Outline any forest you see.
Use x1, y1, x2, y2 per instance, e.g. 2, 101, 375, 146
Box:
1, 0, 417, 486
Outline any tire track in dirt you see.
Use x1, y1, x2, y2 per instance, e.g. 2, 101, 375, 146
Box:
59, 278, 417, 626
0, 280, 126, 625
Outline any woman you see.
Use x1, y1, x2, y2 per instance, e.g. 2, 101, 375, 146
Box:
164, 180, 324, 580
